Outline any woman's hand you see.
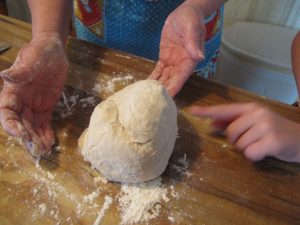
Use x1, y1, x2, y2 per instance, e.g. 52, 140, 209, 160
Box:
0, 33, 68, 157
149, 2, 206, 97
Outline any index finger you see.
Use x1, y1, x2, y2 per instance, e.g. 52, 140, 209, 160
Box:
188, 103, 256, 121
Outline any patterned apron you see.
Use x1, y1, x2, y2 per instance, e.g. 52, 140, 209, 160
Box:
74, 0, 224, 78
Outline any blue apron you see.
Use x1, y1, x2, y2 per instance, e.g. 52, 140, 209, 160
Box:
74, 0, 224, 78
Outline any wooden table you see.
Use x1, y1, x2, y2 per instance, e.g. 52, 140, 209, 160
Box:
0, 15, 300, 225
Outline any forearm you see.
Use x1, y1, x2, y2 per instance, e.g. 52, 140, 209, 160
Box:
184, 0, 227, 18
291, 32, 300, 96
28, 0, 73, 42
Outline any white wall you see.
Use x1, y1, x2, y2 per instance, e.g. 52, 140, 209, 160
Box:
224, 0, 300, 29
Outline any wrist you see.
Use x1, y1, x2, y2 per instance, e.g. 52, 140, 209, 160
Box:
179, 0, 205, 22
32, 32, 65, 45
183, 0, 222, 18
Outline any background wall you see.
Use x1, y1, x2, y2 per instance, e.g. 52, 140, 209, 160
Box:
224, 0, 300, 29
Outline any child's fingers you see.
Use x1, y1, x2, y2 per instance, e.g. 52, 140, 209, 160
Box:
243, 138, 272, 161
188, 103, 258, 121
234, 123, 266, 152
225, 109, 261, 144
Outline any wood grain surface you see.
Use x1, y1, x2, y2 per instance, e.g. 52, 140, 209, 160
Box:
0, 14, 300, 225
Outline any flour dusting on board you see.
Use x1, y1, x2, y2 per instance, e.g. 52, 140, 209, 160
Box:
28, 167, 105, 224
55, 92, 99, 119
118, 177, 170, 225
1, 75, 189, 224
93, 195, 113, 225
2, 134, 183, 224
170, 153, 192, 177
54, 74, 134, 119
92, 73, 134, 94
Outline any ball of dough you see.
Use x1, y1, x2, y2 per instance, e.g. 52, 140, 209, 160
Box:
81, 80, 178, 183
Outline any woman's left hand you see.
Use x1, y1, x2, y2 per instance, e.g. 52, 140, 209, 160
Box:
148, 2, 206, 97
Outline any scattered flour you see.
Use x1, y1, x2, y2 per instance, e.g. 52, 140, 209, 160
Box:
83, 190, 100, 204
32, 187, 38, 196
92, 74, 134, 94
168, 215, 175, 223
54, 145, 62, 152
115, 53, 132, 59
58, 92, 79, 118
222, 144, 228, 148
2, 148, 182, 224
178, 154, 189, 168
94, 176, 108, 184
34, 157, 41, 168
171, 154, 192, 177
118, 177, 169, 225
38, 203, 47, 215
170, 185, 180, 199
55, 92, 99, 119
47, 171, 55, 180
79, 96, 98, 108
4, 136, 16, 149
93, 195, 113, 225
28, 167, 102, 222
55, 75, 134, 119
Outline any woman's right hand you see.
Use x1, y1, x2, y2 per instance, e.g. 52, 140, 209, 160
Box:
0, 33, 68, 157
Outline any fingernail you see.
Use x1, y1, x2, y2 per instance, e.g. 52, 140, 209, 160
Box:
198, 51, 204, 59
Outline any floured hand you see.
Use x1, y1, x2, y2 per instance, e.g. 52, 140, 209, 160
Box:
149, 2, 206, 97
0, 33, 68, 157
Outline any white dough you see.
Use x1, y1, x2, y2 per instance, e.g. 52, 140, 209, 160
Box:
81, 80, 178, 183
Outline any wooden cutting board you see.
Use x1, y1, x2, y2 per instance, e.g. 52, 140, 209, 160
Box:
0, 14, 300, 225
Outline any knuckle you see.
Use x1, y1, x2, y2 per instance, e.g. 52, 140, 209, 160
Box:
259, 120, 273, 132
259, 116, 278, 132
225, 126, 236, 143
236, 139, 246, 150
258, 107, 270, 117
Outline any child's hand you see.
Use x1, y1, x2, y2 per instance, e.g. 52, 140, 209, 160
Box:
189, 103, 300, 163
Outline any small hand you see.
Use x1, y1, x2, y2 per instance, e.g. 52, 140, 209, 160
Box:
0, 33, 68, 157
189, 103, 300, 163
149, 2, 206, 97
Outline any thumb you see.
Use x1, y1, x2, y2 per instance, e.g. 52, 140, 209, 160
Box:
0, 66, 34, 84
184, 24, 206, 61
